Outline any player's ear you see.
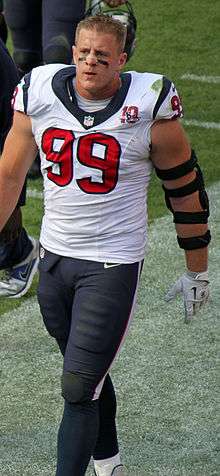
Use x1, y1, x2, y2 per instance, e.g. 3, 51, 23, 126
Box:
118, 52, 127, 69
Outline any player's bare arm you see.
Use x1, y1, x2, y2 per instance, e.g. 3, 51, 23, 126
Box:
0, 111, 38, 232
151, 118, 209, 272
150, 118, 210, 319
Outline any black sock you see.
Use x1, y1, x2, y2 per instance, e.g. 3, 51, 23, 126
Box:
56, 399, 99, 476
93, 374, 119, 460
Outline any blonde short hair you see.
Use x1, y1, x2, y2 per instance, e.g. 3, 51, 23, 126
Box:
75, 14, 127, 53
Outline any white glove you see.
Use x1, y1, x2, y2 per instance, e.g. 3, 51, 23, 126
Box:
165, 270, 209, 320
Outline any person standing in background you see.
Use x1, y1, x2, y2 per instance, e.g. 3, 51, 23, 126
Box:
0, 0, 128, 298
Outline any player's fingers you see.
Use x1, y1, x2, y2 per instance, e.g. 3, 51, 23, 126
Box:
185, 286, 209, 320
184, 299, 194, 320
165, 280, 182, 301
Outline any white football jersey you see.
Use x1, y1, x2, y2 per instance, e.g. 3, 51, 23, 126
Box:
13, 64, 183, 263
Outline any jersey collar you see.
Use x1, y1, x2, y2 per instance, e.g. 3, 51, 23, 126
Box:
52, 66, 131, 129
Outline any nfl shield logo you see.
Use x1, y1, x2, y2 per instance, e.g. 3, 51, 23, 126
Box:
84, 115, 94, 127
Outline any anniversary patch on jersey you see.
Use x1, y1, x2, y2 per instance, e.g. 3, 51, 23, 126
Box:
120, 105, 140, 124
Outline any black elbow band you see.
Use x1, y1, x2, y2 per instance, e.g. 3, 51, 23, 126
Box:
163, 173, 201, 198
177, 230, 211, 250
155, 149, 209, 220
173, 210, 209, 224
155, 149, 198, 180
163, 169, 208, 214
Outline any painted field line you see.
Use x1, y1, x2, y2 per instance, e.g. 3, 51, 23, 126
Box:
181, 73, 220, 84
27, 189, 43, 199
1, 182, 219, 476
183, 119, 220, 130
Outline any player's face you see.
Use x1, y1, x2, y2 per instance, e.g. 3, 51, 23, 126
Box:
73, 28, 127, 99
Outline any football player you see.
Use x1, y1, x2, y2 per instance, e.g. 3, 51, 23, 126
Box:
3, 0, 128, 73
0, 13, 210, 476
0, 37, 39, 298
0, 0, 128, 297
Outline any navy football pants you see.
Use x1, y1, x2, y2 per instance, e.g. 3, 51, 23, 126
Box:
37, 249, 142, 475
4, 0, 86, 69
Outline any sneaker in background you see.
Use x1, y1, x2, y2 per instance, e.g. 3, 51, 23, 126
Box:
0, 237, 39, 298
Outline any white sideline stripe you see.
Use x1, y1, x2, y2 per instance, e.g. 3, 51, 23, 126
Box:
27, 189, 43, 199
2, 182, 220, 324
183, 119, 220, 130
181, 73, 220, 84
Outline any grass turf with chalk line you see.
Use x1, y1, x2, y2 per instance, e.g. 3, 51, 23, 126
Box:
0, 183, 219, 475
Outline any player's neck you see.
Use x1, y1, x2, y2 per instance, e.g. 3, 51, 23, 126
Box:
75, 76, 122, 100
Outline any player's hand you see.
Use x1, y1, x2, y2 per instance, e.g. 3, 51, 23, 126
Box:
165, 270, 209, 321
104, 0, 127, 7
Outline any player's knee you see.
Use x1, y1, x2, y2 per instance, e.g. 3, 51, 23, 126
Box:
61, 371, 94, 404
14, 50, 41, 73
43, 35, 71, 64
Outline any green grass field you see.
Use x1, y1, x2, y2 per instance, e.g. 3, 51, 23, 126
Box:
0, 1, 219, 474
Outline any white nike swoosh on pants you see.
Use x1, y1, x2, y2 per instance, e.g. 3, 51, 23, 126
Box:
103, 263, 121, 269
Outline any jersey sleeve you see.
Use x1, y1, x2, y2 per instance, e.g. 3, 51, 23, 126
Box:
12, 65, 54, 117
151, 76, 183, 121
